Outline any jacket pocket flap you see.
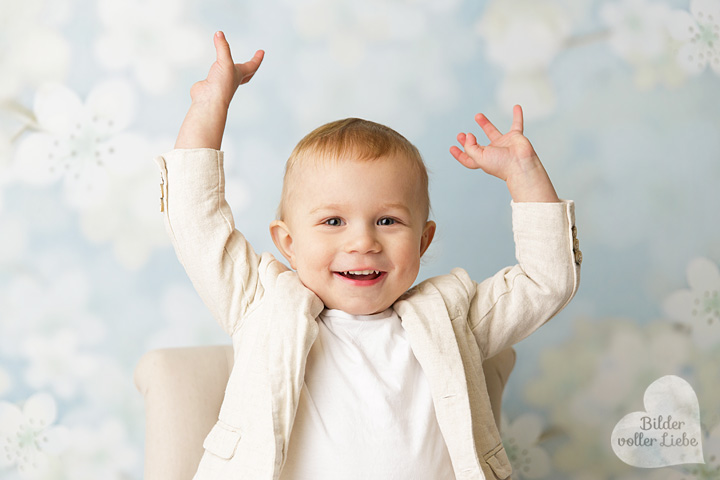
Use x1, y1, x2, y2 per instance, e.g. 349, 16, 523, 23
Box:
484, 442, 512, 479
203, 421, 242, 460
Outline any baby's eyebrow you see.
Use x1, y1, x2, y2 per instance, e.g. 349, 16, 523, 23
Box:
379, 203, 413, 215
308, 204, 345, 216
308, 203, 412, 216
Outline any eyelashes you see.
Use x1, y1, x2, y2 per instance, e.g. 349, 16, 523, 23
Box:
322, 217, 400, 227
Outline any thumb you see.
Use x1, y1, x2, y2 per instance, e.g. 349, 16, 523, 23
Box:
214, 31, 234, 66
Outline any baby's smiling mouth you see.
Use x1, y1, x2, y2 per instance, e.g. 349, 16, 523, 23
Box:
336, 270, 384, 281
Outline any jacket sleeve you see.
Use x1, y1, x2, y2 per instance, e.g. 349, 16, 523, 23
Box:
465, 200, 581, 360
155, 148, 267, 336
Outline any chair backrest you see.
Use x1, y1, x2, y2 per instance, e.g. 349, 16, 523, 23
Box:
134, 345, 515, 480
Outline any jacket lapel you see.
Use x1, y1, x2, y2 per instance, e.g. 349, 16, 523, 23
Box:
394, 285, 483, 478
261, 271, 325, 478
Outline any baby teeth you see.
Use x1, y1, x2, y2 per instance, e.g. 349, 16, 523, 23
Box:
345, 270, 379, 275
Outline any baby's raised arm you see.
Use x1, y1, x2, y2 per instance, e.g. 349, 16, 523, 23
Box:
450, 105, 559, 203
449, 106, 580, 358
175, 31, 264, 150
157, 33, 267, 335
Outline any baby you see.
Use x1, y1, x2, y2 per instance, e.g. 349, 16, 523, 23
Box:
156, 31, 581, 480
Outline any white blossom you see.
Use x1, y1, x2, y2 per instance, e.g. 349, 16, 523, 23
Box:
475, 0, 572, 73
501, 413, 551, 478
599, 0, 690, 88
663, 257, 720, 349
0, 393, 68, 477
474, 0, 572, 117
12, 81, 141, 210
667, 0, 720, 76
601, 0, 673, 61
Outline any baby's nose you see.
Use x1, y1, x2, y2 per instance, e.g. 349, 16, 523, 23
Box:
344, 226, 381, 254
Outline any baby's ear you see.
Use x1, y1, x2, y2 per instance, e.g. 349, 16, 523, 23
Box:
269, 220, 296, 269
420, 220, 436, 257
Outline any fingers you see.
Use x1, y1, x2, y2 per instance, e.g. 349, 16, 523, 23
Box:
464, 132, 478, 147
449, 146, 473, 168
511, 104, 524, 133
450, 132, 483, 169
449, 145, 483, 169
214, 31, 234, 66
449, 145, 463, 161
240, 50, 265, 72
475, 113, 502, 142
456, 132, 478, 147
452, 105, 526, 168
237, 49, 265, 85
474, 105, 524, 140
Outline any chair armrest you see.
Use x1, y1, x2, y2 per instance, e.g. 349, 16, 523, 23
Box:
134, 345, 233, 480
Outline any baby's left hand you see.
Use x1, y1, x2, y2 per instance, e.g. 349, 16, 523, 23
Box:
450, 105, 537, 180
450, 105, 559, 202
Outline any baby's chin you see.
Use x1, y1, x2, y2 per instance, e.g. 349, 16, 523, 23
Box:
295, 276, 396, 315
321, 299, 393, 316
316, 294, 394, 316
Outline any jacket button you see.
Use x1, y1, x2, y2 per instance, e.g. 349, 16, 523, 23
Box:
575, 249, 583, 265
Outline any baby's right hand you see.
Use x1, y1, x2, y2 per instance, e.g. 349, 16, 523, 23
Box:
190, 31, 264, 110
174, 32, 263, 149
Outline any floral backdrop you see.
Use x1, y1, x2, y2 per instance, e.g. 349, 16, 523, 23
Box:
1, 0, 719, 478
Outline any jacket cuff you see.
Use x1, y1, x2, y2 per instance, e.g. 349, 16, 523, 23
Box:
510, 199, 581, 266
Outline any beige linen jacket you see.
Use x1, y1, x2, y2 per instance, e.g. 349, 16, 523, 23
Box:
155, 149, 581, 480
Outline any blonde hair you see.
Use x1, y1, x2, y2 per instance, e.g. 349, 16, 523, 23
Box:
278, 118, 430, 220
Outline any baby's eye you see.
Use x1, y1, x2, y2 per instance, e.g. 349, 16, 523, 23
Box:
377, 217, 396, 226
324, 218, 344, 227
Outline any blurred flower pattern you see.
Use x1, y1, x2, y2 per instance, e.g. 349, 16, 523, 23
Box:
12, 81, 139, 209
1, 0, 719, 478
500, 413, 552, 478
664, 257, 720, 349
668, 0, 720, 76
0, 393, 68, 477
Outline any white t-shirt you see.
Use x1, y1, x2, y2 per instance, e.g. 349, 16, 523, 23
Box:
279, 308, 456, 480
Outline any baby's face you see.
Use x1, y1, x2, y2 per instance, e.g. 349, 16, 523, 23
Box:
272, 155, 435, 315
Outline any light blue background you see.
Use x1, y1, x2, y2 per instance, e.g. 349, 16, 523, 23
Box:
1, 0, 719, 478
